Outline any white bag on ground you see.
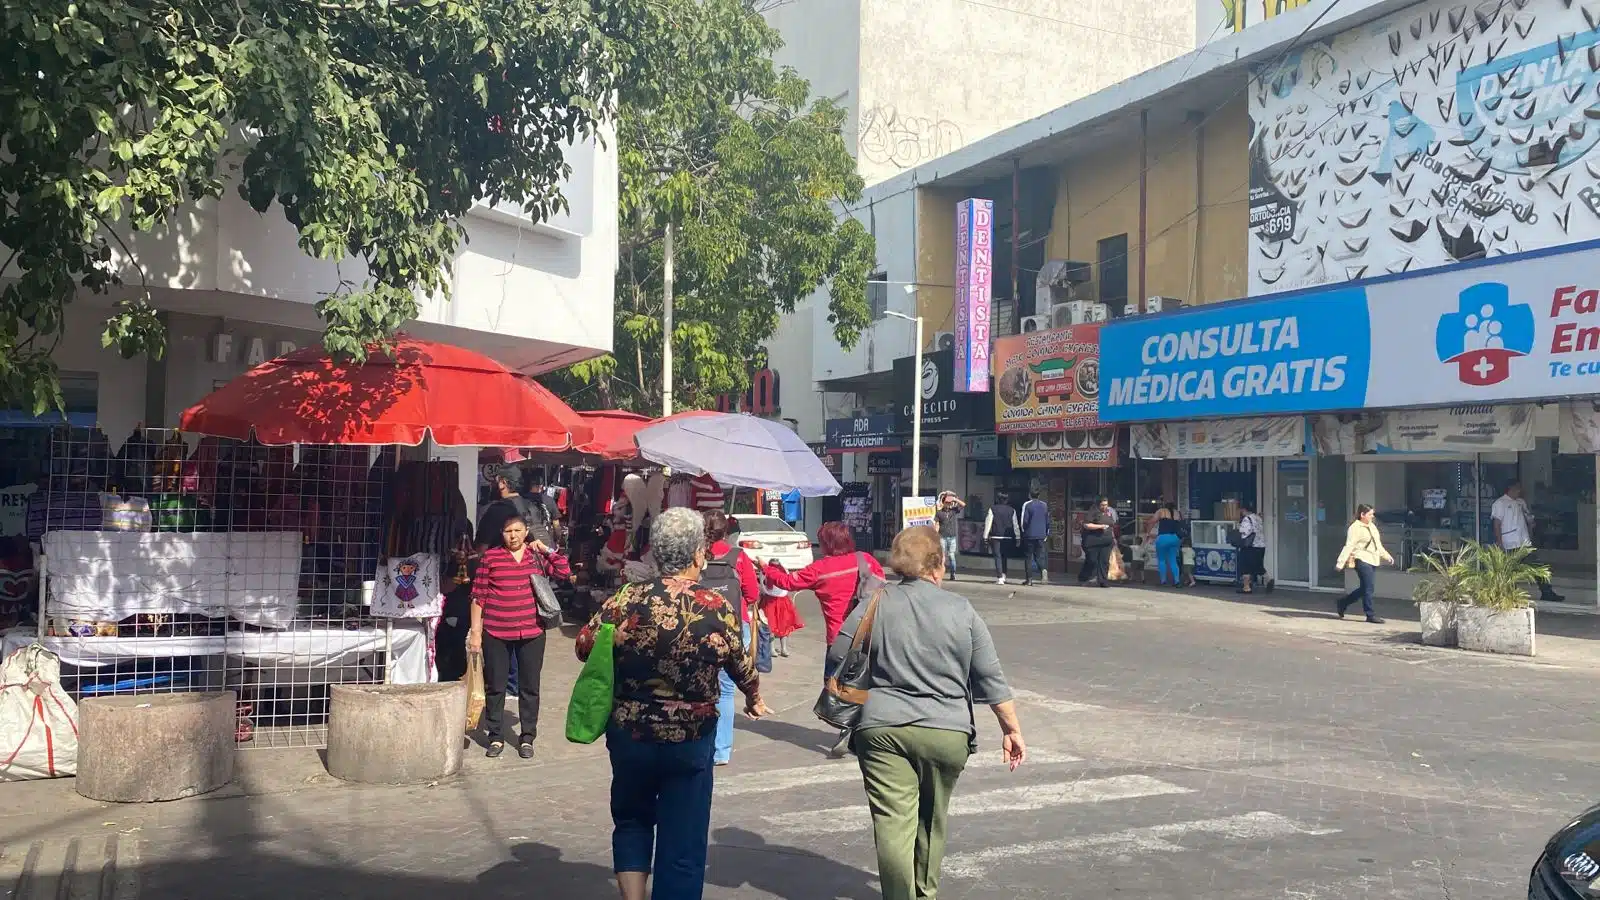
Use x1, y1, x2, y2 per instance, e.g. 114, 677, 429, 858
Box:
0, 643, 79, 780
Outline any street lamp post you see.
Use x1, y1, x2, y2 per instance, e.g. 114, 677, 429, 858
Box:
886, 300, 924, 500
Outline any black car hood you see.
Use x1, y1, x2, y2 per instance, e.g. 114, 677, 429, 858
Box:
1543, 804, 1600, 897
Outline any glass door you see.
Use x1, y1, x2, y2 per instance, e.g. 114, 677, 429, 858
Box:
1314, 456, 1350, 589
1275, 458, 1311, 584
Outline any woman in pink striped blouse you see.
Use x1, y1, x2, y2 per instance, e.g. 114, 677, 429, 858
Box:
468, 513, 572, 759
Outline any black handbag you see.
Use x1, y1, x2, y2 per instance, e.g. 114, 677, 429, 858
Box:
813, 586, 885, 731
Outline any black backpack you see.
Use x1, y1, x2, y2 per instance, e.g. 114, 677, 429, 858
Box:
699, 549, 745, 617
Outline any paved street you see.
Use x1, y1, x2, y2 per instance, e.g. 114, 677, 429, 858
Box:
5, 581, 1599, 899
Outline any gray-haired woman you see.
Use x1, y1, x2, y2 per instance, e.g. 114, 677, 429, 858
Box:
577, 507, 771, 900
828, 525, 1026, 900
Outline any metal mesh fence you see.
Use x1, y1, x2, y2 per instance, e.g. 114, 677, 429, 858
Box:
29, 427, 463, 749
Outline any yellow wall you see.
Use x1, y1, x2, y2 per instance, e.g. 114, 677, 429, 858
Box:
1045, 97, 1250, 307
910, 96, 1249, 332
915, 185, 963, 333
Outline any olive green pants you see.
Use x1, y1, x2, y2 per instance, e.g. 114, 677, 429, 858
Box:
854, 725, 971, 900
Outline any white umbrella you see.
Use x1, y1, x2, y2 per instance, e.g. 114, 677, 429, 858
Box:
634, 413, 841, 496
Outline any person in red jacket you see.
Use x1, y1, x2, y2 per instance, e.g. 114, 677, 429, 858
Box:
762, 521, 884, 649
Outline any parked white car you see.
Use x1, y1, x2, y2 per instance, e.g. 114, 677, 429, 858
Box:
729, 515, 816, 571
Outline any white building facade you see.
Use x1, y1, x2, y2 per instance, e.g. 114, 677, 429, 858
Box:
4, 135, 616, 520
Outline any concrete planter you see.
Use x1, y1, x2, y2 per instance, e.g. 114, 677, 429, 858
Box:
77, 691, 237, 802
1456, 606, 1536, 657
326, 682, 467, 785
1417, 601, 1460, 647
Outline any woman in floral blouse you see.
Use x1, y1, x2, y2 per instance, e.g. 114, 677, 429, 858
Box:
576, 507, 771, 900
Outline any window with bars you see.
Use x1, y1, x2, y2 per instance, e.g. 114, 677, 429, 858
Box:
867, 272, 888, 320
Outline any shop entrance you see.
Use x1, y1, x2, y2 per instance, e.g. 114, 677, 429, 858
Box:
1270, 456, 1349, 590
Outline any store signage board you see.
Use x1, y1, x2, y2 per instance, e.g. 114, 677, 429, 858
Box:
1009, 432, 1118, 469
1100, 241, 1600, 422
901, 496, 937, 529
953, 198, 994, 393
893, 349, 993, 434
992, 325, 1101, 434
866, 452, 904, 476
824, 414, 900, 452
960, 434, 999, 459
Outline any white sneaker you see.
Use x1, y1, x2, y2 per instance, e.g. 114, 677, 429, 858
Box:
1041, 570, 1049, 584
996, 575, 1007, 585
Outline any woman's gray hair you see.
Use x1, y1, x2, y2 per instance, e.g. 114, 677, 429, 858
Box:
650, 507, 707, 576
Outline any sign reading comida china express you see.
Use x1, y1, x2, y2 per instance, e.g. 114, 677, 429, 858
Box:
993, 325, 1115, 468
1098, 241, 1600, 422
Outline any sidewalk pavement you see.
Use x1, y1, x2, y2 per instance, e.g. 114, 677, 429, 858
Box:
945, 567, 1600, 669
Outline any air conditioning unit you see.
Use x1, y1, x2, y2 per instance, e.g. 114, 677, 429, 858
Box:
1146, 296, 1184, 313
1084, 302, 1109, 323
932, 331, 957, 352
1020, 314, 1051, 333
1124, 302, 1143, 318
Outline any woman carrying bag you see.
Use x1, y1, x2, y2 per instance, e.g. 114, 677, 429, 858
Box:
571, 508, 772, 900
1333, 504, 1394, 624
822, 526, 1026, 900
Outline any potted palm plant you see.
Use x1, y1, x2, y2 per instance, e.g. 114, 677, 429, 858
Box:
1454, 541, 1547, 657
1410, 547, 1468, 647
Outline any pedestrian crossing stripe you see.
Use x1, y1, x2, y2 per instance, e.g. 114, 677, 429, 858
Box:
766, 774, 1193, 835
716, 749, 1083, 798
1011, 688, 1105, 714
942, 811, 1341, 879
0, 833, 140, 900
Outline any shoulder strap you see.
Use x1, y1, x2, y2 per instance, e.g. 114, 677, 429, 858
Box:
848, 583, 887, 655
856, 551, 868, 579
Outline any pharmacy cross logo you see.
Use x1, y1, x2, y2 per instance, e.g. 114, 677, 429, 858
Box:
1435, 282, 1535, 387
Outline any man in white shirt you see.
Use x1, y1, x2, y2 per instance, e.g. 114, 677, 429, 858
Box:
1492, 480, 1564, 602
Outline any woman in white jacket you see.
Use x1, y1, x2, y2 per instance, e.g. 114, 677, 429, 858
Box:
1333, 504, 1394, 623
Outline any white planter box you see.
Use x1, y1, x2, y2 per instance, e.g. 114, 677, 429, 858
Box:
1418, 601, 1459, 647
1456, 606, 1535, 657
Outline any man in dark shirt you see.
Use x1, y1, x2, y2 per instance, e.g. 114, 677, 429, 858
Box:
476, 471, 554, 550
933, 491, 966, 580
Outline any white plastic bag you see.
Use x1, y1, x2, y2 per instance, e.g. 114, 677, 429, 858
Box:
0, 643, 79, 780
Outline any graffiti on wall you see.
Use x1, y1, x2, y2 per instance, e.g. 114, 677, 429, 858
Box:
1248, 0, 1600, 296
858, 104, 964, 170
1212, 0, 1313, 34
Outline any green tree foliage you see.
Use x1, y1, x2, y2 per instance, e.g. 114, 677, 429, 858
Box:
549, 0, 874, 413
0, 0, 646, 413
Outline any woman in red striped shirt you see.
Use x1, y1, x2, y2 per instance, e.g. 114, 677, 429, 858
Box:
468, 514, 572, 759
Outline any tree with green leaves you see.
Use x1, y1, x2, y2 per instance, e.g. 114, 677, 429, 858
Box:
547, 0, 874, 413
0, 0, 650, 413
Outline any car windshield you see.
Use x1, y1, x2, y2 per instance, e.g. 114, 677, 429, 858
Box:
735, 516, 793, 534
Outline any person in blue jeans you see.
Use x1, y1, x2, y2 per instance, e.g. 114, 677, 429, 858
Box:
1019, 488, 1050, 586
1334, 504, 1393, 624
701, 511, 761, 766
575, 509, 771, 900
1153, 503, 1185, 586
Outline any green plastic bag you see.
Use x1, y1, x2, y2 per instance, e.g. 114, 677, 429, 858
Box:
565, 623, 615, 744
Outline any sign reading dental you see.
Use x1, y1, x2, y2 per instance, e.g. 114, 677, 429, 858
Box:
953, 198, 994, 393
1102, 241, 1600, 421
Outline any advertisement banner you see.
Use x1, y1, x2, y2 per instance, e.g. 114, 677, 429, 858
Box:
1100, 242, 1600, 422
954, 198, 994, 393
993, 325, 1101, 433
960, 434, 1000, 459
1374, 406, 1535, 453
1247, 0, 1600, 296
901, 496, 937, 529
1008, 429, 1118, 469
1130, 417, 1304, 459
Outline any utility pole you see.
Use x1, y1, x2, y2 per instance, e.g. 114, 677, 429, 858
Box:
662, 221, 674, 417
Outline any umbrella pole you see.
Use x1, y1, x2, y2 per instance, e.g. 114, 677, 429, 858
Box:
662, 222, 675, 417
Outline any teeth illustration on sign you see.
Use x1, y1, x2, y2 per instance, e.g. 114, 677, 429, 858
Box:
1448, 4, 1467, 31
1391, 219, 1428, 242
1550, 172, 1572, 198
1386, 256, 1416, 274
1339, 210, 1371, 229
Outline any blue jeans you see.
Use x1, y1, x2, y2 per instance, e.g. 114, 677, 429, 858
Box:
715, 621, 752, 763
607, 726, 716, 899
940, 536, 959, 575
1154, 533, 1181, 585
1340, 560, 1377, 617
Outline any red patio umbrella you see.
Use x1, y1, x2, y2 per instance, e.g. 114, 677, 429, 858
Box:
180, 336, 593, 449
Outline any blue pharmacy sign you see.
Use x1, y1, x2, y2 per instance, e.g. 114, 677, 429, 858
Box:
1098, 239, 1600, 423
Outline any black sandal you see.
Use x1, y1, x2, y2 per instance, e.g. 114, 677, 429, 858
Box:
486, 741, 506, 758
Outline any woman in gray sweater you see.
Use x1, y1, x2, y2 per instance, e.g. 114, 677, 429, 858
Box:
826, 526, 1027, 900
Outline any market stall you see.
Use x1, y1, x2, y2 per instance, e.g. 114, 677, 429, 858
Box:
3, 337, 591, 748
